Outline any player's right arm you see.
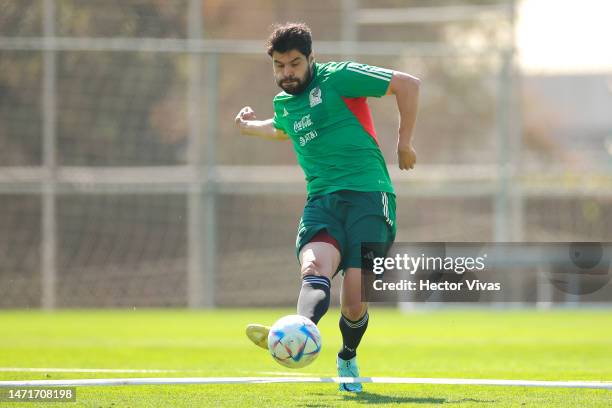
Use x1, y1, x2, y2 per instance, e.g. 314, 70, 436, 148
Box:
234, 106, 289, 141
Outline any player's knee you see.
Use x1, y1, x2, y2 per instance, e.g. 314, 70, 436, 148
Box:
341, 303, 367, 322
301, 260, 323, 278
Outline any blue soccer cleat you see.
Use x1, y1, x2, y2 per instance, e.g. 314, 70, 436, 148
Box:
337, 355, 362, 392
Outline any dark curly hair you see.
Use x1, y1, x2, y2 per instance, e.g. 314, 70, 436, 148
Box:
266, 22, 312, 58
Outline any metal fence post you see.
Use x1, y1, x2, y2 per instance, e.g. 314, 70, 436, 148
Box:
41, 0, 57, 310
202, 52, 218, 308
187, 0, 216, 308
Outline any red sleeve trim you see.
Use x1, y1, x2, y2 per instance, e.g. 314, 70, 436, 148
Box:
341, 96, 379, 145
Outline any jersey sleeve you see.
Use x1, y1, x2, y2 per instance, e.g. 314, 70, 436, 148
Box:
272, 99, 288, 134
272, 112, 285, 132
328, 61, 393, 98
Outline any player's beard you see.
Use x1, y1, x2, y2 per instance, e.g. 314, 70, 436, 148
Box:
277, 64, 313, 95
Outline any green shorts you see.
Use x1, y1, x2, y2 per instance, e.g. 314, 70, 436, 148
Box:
295, 190, 396, 275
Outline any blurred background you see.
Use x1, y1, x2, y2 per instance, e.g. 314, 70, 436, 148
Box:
0, 0, 611, 309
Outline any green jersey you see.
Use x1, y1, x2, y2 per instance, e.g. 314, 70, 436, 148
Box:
272, 61, 395, 196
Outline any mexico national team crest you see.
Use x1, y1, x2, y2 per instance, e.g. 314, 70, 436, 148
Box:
309, 86, 322, 107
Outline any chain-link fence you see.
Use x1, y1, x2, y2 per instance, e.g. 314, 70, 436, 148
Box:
1, 0, 610, 308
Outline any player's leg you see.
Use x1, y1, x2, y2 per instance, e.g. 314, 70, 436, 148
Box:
246, 194, 346, 350
339, 267, 369, 358
246, 231, 341, 349
295, 195, 345, 325
297, 231, 341, 324
337, 267, 368, 392
337, 191, 396, 392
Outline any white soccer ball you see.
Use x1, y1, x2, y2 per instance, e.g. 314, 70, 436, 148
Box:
267, 314, 322, 369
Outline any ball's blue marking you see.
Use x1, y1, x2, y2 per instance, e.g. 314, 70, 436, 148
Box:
299, 323, 321, 355
270, 322, 321, 363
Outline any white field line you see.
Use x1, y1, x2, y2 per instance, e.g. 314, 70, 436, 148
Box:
0, 368, 316, 376
253, 371, 314, 376
0, 377, 610, 389
0, 368, 183, 373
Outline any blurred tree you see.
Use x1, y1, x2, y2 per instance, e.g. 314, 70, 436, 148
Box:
0, 0, 513, 166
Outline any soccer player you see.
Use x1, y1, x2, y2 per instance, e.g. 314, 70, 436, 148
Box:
234, 22, 419, 392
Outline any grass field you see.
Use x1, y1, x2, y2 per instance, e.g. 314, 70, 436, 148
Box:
0, 308, 611, 407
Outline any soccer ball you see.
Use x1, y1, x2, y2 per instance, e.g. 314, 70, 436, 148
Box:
267, 315, 322, 369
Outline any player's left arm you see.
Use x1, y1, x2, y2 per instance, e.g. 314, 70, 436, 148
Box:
385, 71, 420, 170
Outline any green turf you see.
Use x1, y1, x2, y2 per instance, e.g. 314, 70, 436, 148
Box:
0, 308, 611, 407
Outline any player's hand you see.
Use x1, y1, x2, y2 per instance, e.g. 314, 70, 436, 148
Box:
235, 106, 257, 128
397, 143, 416, 170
